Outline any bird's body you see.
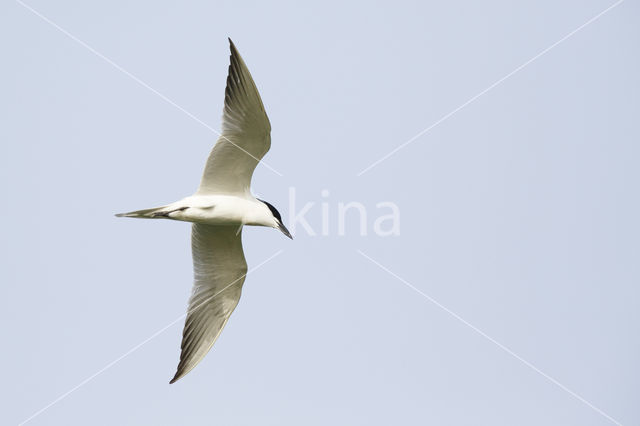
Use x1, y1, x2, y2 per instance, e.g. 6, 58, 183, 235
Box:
118, 194, 275, 227
117, 39, 291, 384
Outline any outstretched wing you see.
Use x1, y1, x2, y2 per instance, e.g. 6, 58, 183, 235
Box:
197, 39, 271, 196
170, 224, 247, 383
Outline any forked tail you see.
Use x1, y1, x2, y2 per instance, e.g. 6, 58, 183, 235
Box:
115, 206, 167, 218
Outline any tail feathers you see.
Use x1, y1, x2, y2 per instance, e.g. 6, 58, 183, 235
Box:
115, 206, 167, 218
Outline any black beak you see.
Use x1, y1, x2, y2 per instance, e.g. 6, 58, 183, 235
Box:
277, 221, 293, 239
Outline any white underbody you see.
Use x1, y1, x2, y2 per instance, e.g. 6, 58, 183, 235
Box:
163, 194, 276, 227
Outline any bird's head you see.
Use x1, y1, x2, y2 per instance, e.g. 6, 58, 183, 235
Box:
258, 199, 293, 239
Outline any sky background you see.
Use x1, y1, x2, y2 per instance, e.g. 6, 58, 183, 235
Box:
1, 1, 639, 425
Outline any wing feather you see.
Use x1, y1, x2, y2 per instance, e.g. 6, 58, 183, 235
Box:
197, 39, 271, 195
170, 224, 247, 383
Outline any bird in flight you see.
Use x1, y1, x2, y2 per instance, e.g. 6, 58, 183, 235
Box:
116, 39, 291, 384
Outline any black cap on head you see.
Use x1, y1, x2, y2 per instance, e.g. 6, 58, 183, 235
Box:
258, 199, 292, 239
259, 199, 281, 221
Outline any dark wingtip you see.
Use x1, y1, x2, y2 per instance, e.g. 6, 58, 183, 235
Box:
228, 37, 236, 51
169, 373, 180, 384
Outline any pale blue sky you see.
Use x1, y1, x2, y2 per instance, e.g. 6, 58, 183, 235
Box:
1, 1, 639, 425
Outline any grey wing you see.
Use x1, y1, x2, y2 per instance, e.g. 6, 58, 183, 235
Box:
170, 224, 248, 384
197, 38, 271, 195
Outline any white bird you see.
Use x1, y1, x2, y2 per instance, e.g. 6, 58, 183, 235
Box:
116, 39, 291, 384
